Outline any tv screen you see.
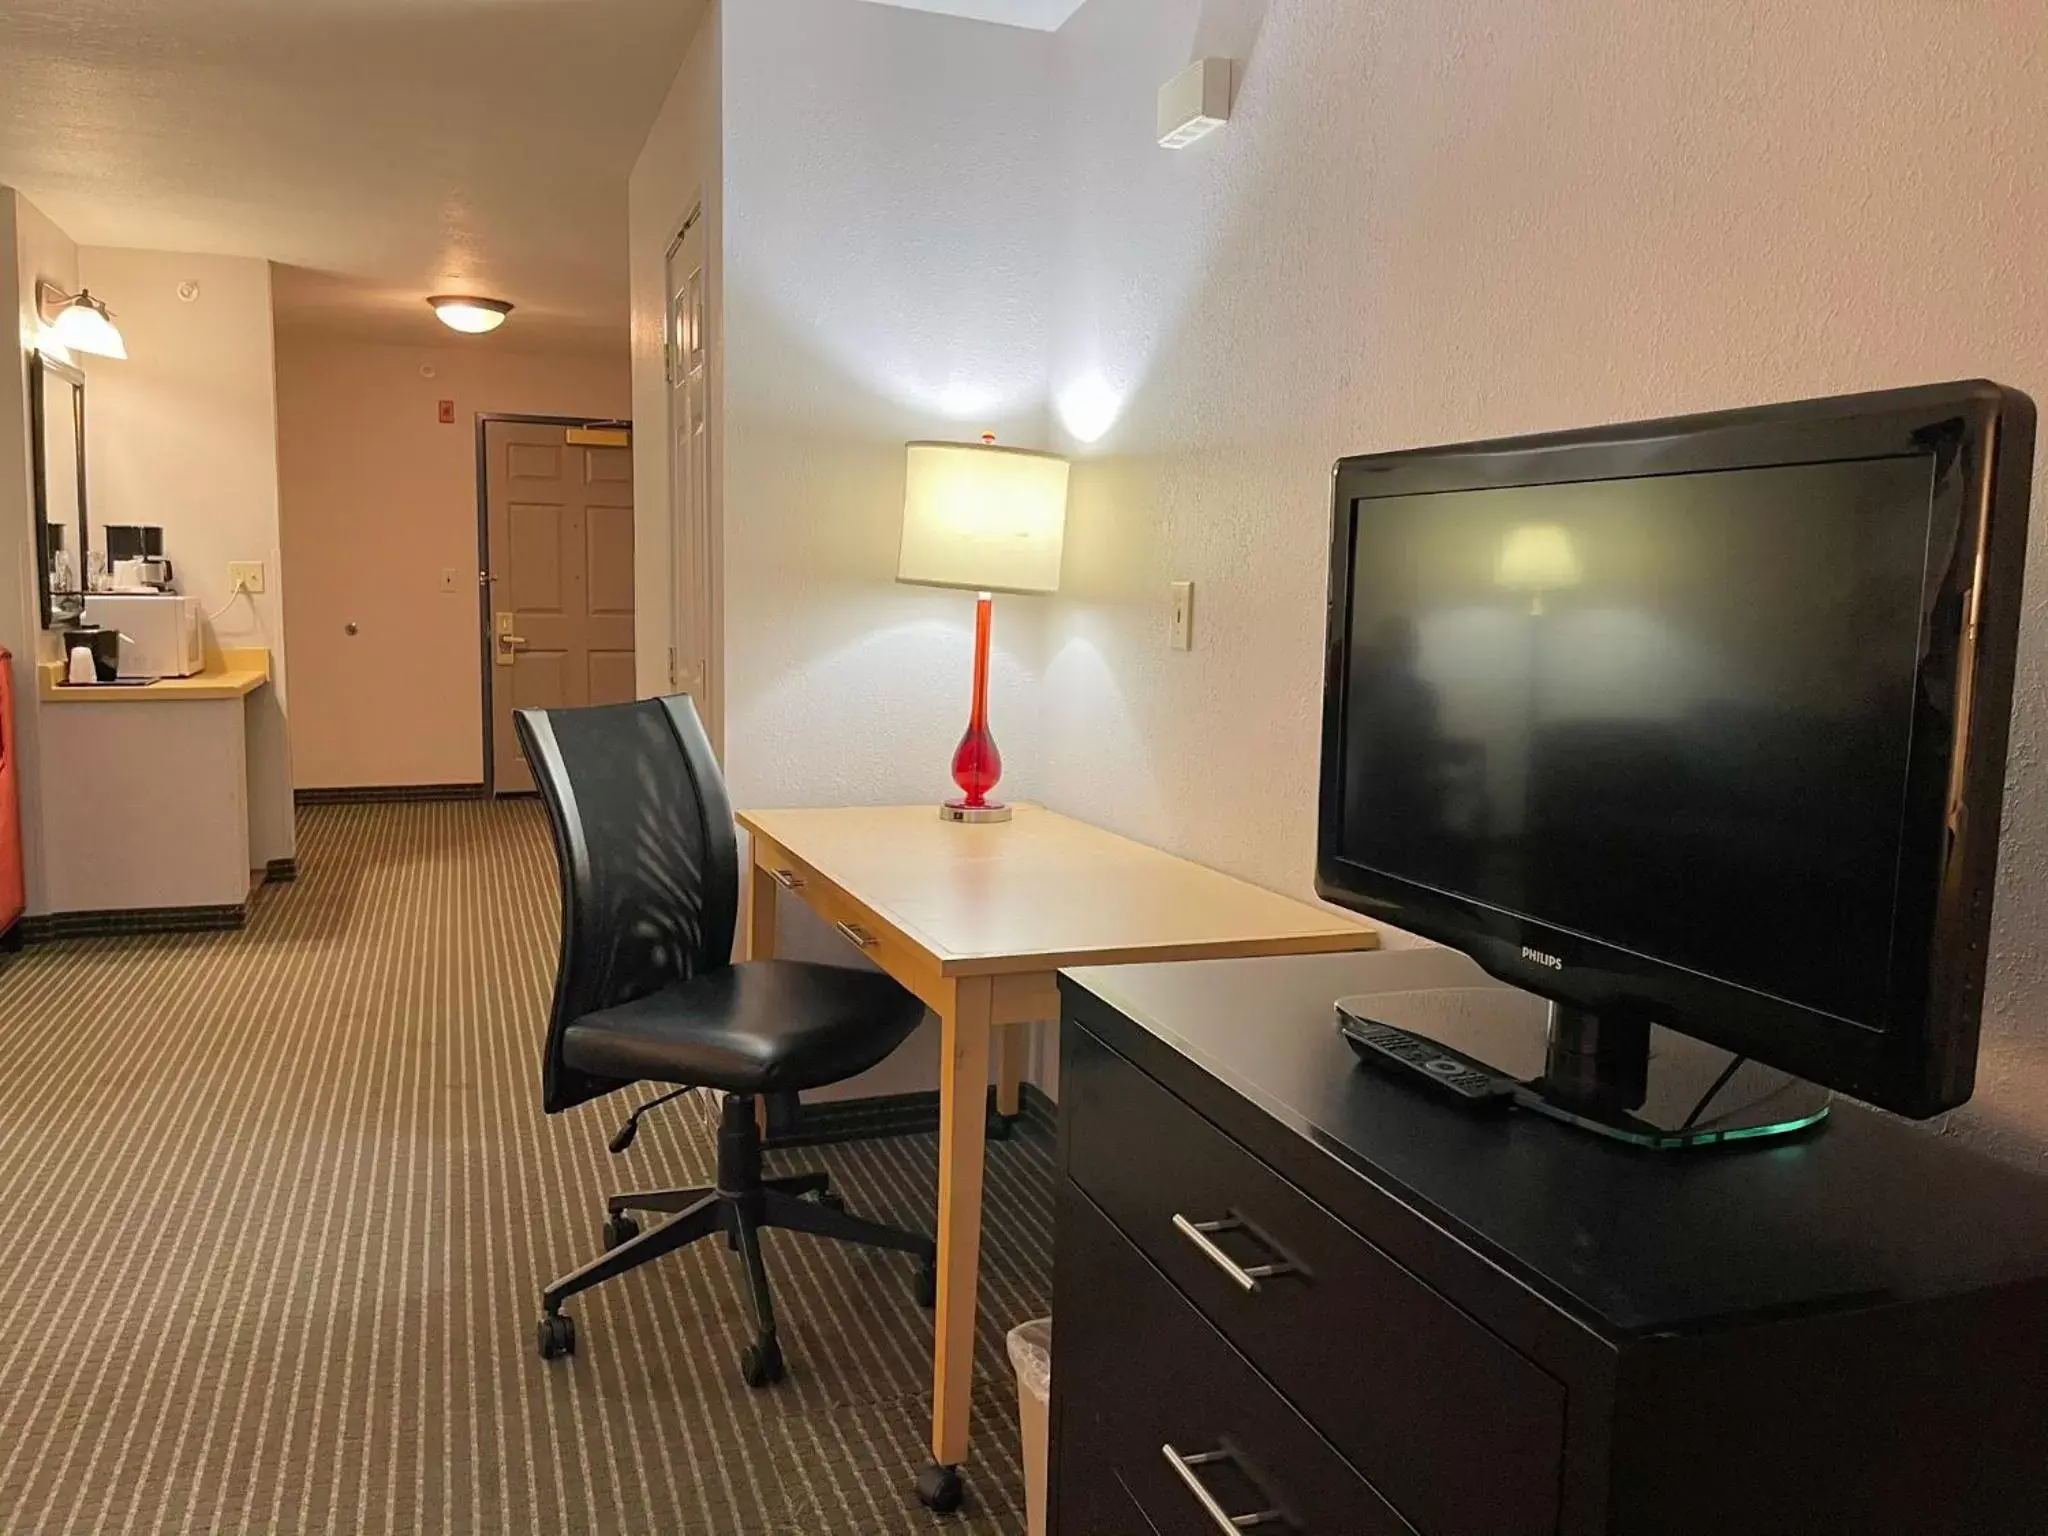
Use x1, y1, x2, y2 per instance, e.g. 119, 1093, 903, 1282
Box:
1340, 456, 1934, 1028
1318, 383, 2034, 1116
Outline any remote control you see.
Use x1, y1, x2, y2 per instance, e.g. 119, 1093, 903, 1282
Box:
1335, 1006, 1518, 1107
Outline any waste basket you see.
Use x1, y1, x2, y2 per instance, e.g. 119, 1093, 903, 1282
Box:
1007, 1318, 1052, 1536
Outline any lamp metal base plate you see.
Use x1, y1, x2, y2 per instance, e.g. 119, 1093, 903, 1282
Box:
939, 802, 1012, 824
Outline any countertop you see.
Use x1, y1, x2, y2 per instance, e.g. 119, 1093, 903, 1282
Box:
39, 646, 270, 703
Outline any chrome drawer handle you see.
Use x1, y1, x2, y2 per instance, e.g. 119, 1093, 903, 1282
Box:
1161, 1444, 1290, 1532
834, 920, 879, 950
1171, 1213, 1301, 1294
769, 867, 806, 891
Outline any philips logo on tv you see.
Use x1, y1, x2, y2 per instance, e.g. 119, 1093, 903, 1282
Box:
1521, 947, 1564, 970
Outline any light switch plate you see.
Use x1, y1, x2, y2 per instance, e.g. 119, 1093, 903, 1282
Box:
440, 568, 460, 594
228, 561, 265, 594
1170, 581, 1194, 651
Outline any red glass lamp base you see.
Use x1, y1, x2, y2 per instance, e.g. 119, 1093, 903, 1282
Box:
940, 594, 1012, 825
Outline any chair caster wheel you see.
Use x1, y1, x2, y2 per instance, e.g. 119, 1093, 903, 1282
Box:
740, 1336, 784, 1389
913, 1255, 937, 1309
603, 1213, 640, 1249
813, 1189, 846, 1212
536, 1312, 576, 1360
916, 1462, 964, 1513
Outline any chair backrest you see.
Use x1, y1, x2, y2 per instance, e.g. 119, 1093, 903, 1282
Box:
515, 694, 740, 1114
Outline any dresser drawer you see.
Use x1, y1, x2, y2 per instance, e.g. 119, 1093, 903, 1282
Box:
1065, 1023, 1565, 1536
1053, 1180, 1414, 1536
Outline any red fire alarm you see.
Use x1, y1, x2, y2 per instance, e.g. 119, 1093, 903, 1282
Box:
438, 399, 456, 425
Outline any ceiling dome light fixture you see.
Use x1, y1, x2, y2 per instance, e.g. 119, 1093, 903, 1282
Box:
428, 295, 514, 334
37, 283, 127, 359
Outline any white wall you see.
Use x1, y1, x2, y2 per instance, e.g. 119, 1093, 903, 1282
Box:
275, 335, 630, 789
629, 0, 725, 721
77, 248, 295, 868
1036, 0, 2048, 1164
719, 0, 1058, 815
629, 0, 1063, 1099
2, 188, 80, 914
645, 0, 2048, 1156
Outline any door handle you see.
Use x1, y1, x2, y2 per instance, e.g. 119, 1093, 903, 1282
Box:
1161, 1444, 1291, 1532
769, 868, 806, 891
495, 612, 526, 667
1171, 1213, 1303, 1294
834, 921, 879, 950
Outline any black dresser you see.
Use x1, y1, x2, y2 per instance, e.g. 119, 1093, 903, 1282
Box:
1049, 951, 2048, 1536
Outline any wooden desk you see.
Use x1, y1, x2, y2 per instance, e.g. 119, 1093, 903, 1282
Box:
733, 804, 1379, 1504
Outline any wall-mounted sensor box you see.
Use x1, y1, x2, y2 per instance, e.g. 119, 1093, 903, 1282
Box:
1159, 58, 1233, 150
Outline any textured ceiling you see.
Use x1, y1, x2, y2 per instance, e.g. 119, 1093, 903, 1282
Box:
852, 0, 1088, 30
0, 0, 707, 351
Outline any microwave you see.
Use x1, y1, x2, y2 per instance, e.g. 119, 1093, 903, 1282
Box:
81, 594, 206, 679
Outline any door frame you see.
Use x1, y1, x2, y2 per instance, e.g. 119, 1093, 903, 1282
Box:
474, 412, 632, 794
665, 202, 723, 761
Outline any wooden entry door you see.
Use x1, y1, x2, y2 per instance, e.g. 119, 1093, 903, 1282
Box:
485, 419, 636, 794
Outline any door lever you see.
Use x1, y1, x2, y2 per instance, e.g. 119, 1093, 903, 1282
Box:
495, 612, 526, 667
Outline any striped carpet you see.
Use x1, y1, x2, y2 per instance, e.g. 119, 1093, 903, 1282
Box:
0, 801, 1049, 1535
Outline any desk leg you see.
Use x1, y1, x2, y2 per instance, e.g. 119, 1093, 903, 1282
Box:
747, 860, 779, 961
920, 973, 993, 1514
747, 863, 777, 1138
988, 1022, 1028, 1139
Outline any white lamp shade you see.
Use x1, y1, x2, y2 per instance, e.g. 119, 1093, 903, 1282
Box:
898, 440, 1070, 595
1495, 523, 1582, 591
50, 296, 126, 360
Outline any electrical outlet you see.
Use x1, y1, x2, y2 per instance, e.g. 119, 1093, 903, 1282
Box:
1170, 581, 1195, 651
440, 568, 460, 594
228, 561, 265, 594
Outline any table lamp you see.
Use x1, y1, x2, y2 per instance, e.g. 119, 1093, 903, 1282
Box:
898, 435, 1070, 823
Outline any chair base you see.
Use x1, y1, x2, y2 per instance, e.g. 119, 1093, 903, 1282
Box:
537, 1093, 937, 1386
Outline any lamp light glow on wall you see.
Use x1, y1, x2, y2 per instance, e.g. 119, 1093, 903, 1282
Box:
1056, 371, 1123, 445
427, 295, 514, 334
897, 435, 1070, 823
36, 284, 126, 360
1496, 522, 1582, 615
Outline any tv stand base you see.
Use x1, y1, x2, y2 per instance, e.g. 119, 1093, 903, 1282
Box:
1337, 992, 1830, 1151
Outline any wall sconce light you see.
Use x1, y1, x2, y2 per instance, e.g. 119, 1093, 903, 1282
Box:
37, 283, 127, 360
428, 295, 514, 334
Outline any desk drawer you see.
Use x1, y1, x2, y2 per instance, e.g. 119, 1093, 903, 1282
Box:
752, 842, 941, 1002
1054, 1180, 1414, 1536
1065, 1024, 1564, 1536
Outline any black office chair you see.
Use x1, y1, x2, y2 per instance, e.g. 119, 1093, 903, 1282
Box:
516, 694, 936, 1388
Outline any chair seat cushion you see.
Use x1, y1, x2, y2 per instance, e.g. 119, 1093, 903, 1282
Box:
560, 960, 928, 1095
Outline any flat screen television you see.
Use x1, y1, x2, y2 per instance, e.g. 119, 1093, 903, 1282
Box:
1317, 381, 2034, 1145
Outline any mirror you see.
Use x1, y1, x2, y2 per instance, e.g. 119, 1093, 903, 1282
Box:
28, 350, 88, 629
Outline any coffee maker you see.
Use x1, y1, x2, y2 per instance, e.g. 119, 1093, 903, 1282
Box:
104, 525, 174, 591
